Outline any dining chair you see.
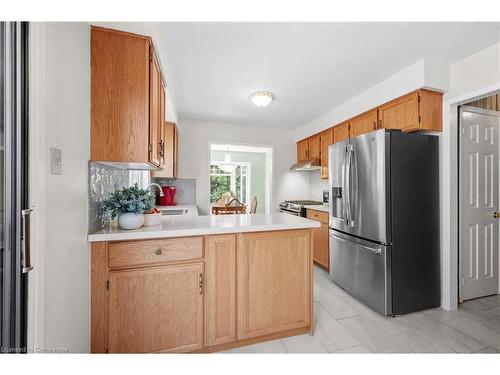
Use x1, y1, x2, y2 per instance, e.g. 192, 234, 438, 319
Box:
249, 196, 258, 214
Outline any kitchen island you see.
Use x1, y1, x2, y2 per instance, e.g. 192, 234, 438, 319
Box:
89, 212, 319, 353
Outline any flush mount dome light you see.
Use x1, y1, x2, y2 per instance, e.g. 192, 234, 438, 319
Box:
249, 91, 275, 108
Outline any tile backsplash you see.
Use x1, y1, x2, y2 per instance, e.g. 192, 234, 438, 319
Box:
152, 177, 196, 205
88, 162, 197, 234
309, 169, 329, 201
88, 162, 151, 233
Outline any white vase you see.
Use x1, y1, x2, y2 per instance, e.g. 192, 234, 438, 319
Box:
118, 213, 145, 230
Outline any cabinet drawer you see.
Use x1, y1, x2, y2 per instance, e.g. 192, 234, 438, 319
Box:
108, 236, 204, 269
306, 209, 329, 224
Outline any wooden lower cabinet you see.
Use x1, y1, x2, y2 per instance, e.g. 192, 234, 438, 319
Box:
205, 234, 237, 347
237, 230, 312, 339
108, 263, 204, 353
306, 209, 329, 271
91, 229, 313, 353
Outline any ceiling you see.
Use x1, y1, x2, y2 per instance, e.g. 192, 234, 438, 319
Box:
153, 22, 500, 129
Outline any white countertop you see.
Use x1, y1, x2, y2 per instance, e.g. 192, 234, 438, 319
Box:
88, 205, 320, 242
304, 204, 330, 213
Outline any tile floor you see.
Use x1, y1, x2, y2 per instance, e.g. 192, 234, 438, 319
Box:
222, 266, 500, 353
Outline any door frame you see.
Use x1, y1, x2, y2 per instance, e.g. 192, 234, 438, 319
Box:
442, 83, 500, 311
458, 105, 500, 301
26, 22, 46, 350
207, 141, 274, 214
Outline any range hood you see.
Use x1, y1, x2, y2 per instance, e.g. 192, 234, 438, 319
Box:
290, 158, 321, 171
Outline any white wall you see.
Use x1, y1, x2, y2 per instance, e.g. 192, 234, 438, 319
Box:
446, 43, 500, 101
177, 119, 310, 214
294, 59, 449, 141
309, 170, 329, 201
440, 42, 500, 310
36, 22, 90, 352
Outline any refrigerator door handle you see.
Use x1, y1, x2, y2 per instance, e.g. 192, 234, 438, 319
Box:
329, 232, 382, 255
349, 145, 358, 227
344, 145, 351, 225
21, 208, 34, 273
345, 144, 355, 227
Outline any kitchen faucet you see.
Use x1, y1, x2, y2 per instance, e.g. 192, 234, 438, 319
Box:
147, 183, 164, 197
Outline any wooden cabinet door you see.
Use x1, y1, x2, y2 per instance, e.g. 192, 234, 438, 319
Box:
151, 122, 178, 178
378, 92, 419, 131
350, 109, 378, 137
158, 82, 166, 168
108, 263, 204, 353
320, 128, 333, 179
148, 49, 162, 167
237, 230, 311, 340
205, 235, 237, 347
306, 210, 329, 270
312, 223, 329, 271
91, 27, 150, 163
333, 122, 349, 143
297, 139, 309, 162
308, 134, 321, 160
174, 124, 179, 178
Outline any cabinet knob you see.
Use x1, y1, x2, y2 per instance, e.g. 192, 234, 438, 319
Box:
154, 248, 162, 255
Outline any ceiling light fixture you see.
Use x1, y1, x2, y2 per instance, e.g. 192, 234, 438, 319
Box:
249, 91, 275, 108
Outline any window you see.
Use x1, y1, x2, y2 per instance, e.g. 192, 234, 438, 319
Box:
210, 162, 250, 204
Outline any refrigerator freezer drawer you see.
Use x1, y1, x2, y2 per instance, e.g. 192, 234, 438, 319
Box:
329, 230, 392, 315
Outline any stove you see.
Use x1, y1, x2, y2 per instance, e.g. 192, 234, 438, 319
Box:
279, 200, 324, 217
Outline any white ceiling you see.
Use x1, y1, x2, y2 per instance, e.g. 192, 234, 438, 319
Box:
153, 22, 500, 129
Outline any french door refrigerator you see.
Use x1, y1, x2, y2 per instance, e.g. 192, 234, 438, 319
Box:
328, 129, 440, 316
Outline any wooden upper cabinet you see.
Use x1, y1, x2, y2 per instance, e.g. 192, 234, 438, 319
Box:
320, 128, 333, 179
107, 263, 204, 353
91, 26, 166, 168
297, 139, 309, 162
378, 90, 443, 132
333, 122, 349, 143
152, 122, 179, 178
158, 82, 166, 168
149, 50, 162, 168
308, 134, 321, 160
350, 109, 378, 138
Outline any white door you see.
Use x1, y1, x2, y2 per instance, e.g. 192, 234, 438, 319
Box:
459, 106, 500, 301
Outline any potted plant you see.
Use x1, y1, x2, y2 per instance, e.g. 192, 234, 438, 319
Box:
102, 184, 154, 230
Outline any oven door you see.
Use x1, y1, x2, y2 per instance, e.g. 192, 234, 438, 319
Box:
279, 208, 301, 216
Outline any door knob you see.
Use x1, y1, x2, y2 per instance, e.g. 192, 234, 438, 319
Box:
494, 212, 500, 219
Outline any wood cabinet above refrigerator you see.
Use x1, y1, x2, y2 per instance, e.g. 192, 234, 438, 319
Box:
295, 88, 443, 179
91, 26, 166, 170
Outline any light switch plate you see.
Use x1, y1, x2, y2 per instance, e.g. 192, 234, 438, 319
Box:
50, 147, 62, 175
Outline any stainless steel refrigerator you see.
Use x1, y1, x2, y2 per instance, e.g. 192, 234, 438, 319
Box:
328, 129, 440, 316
